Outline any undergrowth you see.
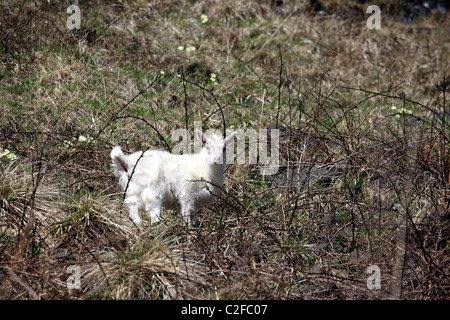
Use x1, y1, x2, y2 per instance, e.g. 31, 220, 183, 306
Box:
0, 0, 448, 299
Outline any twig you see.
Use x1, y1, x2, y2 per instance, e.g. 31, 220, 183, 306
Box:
181, 77, 226, 137
276, 44, 283, 126
113, 115, 171, 152
5, 266, 40, 300
93, 74, 163, 145
340, 84, 449, 128
181, 66, 189, 131
390, 137, 418, 299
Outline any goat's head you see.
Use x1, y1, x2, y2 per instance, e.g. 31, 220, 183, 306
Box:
196, 130, 236, 165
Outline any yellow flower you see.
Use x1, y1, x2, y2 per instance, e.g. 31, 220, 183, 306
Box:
399, 108, 412, 114
1, 149, 17, 161
177, 46, 184, 51
78, 135, 93, 143
200, 14, 208, 24
394, 107, 413, 118
7, 153, 17, 161
186, 46, 196, 52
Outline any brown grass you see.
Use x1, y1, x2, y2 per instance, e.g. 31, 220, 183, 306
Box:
0, 0, 448, 300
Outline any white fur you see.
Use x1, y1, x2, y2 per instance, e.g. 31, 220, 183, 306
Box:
111, 130, 235, 226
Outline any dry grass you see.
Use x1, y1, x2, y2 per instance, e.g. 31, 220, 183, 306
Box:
0, 0, 449, 300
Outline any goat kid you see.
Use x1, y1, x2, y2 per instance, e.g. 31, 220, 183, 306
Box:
111, 130, 235, 226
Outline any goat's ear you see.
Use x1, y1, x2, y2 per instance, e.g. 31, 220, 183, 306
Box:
196, 129, 207, 145
224, 131, 236, 145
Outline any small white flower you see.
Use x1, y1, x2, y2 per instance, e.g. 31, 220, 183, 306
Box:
177, 46, 184, 51
1, 149, 10, 157
186, 46, 196, 52
78, 135, 93, 143
63, 140, 73, 147
7, 153, 17, 161
78, 135, 87, 142
1, 149, 17, 161
160, 70, 165, 75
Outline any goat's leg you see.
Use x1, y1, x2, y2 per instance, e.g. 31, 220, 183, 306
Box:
143, 188, 162, 223
147, 204, 162, 223
180, 201, 195, 226
126, 200, 141, 226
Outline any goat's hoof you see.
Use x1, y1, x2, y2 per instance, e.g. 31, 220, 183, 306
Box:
130, 217, 142, 227
150, 216, 161, 224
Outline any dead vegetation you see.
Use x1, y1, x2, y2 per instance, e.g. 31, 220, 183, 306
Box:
0, 0, 449, 300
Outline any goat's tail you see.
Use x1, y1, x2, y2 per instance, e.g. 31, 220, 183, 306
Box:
111, 146, 130, 189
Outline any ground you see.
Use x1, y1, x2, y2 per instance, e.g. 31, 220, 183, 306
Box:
0, 0, 449, 299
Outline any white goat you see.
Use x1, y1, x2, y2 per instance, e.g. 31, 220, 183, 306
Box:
111, 130, 235, 226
